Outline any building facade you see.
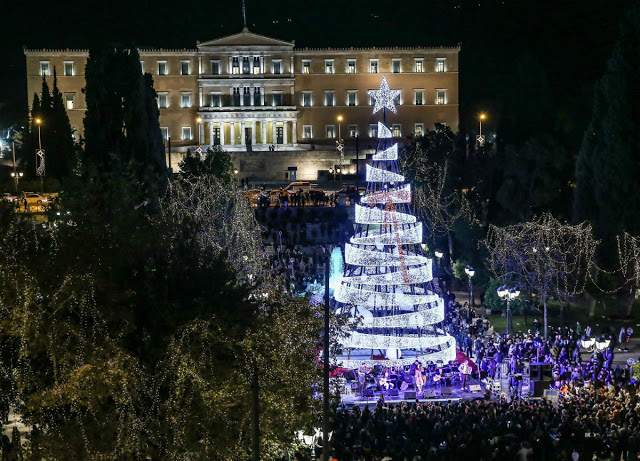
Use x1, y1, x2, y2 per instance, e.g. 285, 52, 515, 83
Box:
25, 28, 459, 151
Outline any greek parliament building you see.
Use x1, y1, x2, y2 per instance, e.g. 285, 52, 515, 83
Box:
24, 28, 459, 179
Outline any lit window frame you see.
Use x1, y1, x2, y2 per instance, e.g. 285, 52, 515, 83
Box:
302, 91, 313, 107
436, 58, 446, 72
324, 59, 335, 74
160, 127, 169, 141
347, 59, 357, 74
273, 59, 282, 74
210, 60, 221, 75
63, 61, 74, 76
157, 61, 168, 76
414, 89, 424, 105
392, 58, 401, 73
324, 90, 335, 107
302, 59, 311, 74
181, 92, 191, 109
436, 88, 447, 105
39, 61, 50, 77
64, 93, 75, 110
158, 92, 169, 109
346, 90, 357, 107
369, 59, 379, 74
392, 124, 401, 137
326, 124, 336, 139
181, 126, 192, 141
303, 125, 313, 139
180, 60, 190, 76
415, 123, 424, 137
414, 58, 424, 73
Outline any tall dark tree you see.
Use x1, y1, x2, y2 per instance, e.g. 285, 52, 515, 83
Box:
574, 4, 640, 252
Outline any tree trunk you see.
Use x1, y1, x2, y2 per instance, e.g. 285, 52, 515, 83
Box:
251, 361, 260, 461
543, 295, 548, 340
587, 292, 596, 318
625, 283, 637, 316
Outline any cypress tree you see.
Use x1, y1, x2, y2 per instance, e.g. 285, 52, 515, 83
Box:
49, 68, 76, 179
574, 3, 640, 250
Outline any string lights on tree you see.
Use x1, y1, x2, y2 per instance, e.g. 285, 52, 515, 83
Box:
335, 75, 455, 369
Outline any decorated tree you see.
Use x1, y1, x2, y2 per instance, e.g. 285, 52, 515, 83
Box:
484, 213, 598, 338
335, 76, 455, 368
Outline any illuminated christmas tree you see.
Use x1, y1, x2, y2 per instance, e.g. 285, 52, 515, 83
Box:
335, 75, 456, 368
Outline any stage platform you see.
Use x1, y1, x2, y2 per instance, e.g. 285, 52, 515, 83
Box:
339, 377, 486, 408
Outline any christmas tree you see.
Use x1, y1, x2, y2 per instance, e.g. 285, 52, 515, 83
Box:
335, 76, 456, 368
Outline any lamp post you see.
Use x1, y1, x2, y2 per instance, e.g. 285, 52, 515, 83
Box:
10, 172, 23, 193
196, 117, 203, 146
434, 250, 443, 277
497, 285, 520, 337
329, 167, 335, 180
476, 113, 486, 148
465, 265, 475, 307
336, 115, 344, 182
35, 118, 44, 193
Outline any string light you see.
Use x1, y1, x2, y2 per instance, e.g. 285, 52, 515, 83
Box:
377, 122, 393, 139
350, 222, 422, 245
360, 184, 412, 205
344, 243, 428, 267
338, 345, 457, 369
367, 75, 401, 114
372, 143, 398, 160
366, 164, 405, 183
354, 204, 416, 225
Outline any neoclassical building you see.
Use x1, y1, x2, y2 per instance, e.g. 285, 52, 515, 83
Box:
25, 28, 459, 151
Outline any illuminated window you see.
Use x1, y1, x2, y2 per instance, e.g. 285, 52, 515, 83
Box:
232, 87, 240, 106
348, 124, 357, 137
272, 92, 283, 106
302, 60, 310, 74
64, 61, 74, 76
158, 61, 167, 75
232, 57, 240, 74
211, 60, 220, 75
158, 93, 169, 108
392, 59, 401, 73
436, 89, 447, 105
414, 58, 424, 72
303, 125, 313, 138
181, 92, 191, 108
393, 91, 401, 106
369, 59, 379, 73
326, 125, 335, 138
181, 126, 192, 141
302, 91, 312, 107
347, 90, 357, 106
392, 124, 401, 137
40, 61, 50, 76
414, 90, 424, 105
160, 127, 169, 141
253, 57, 261, 74
181, 61, 190, 75
242, 57, 250, 74
325, 59, 334, 74
210, 93, 221, 107
243, 87, 251, 106
369, 124, 378, 137
347, 59, 356, 74
325, 91, 335, 107
253, 87, 261, 106
415, 123, 424, 137
273, 60, 282, 74
64, 93, 75, 110
436, 58, 446, 72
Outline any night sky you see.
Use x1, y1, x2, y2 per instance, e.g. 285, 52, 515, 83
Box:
0, 0, 628, 131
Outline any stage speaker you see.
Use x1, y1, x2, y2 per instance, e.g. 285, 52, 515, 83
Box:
532, 380, 550, 397
529, 364, 542, 381
423, 390, 436, 398
469, 384, 482, 392
343, 370, 355, 381
441, 387, 453, 396
388, 388, 399, 397
542, 364, 553, 379
404, 391, 416, 400
362, 389, 374, 398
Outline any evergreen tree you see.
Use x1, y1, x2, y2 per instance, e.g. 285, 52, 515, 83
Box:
574, 4, 640, 251
48, 68, 76, 179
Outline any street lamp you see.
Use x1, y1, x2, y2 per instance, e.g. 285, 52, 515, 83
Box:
196, 117, 203, 146
464, 265, 475, 307
34, 118, 44, 193
434, 249, 444, 275
10, 171, 23, 193
497, 285, 520, 337
476, 113, 486, 148
336, 115, 344, 182
328, 167, 336, 180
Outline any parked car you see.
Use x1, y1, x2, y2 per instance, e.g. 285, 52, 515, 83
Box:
24, 193, 48, 206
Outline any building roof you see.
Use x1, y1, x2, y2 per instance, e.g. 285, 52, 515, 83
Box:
198, 27, 295, 48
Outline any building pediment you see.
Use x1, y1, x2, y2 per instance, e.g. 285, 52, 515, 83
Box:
198, 28, 294, 49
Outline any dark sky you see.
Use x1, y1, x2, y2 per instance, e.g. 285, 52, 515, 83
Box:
0, 0, 629, 129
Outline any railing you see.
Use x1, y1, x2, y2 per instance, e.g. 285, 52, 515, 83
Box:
203, 94, 295, 109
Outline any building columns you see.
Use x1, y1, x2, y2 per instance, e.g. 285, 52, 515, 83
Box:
262, 121, 267, 144
240, 121, 245, 146
220, 122, 225, 145
272, 121, 277, 145
283, 120, 288, 145
292, 120, 297, 144
209, 121, 214, 146
230, 122, 235, 145
199, 123, 205, 146
251, 121, 256, 145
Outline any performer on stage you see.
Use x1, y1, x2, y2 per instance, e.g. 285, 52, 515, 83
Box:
378, 367, 394, 391
357, 362, 368, 394
414, 362, 425, 395
458, 360, 472, 391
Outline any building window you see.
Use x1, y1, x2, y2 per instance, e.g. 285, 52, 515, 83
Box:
414, 58, 424, 72
210, 93, 221, 107
303, 125, 313, 139
325, 59, 334, 74
182, 126, 192, 141
242, 57, 251, 74
347, 90, 357, 106
369, 124, 378, 137
325, 91, 335, 107
347, 59, 356, 74
392, 59, 401, 73
348, 124, 357, 137
393, 91, 401, 106
253, 57, 261, 74
181, 93, 191, 108
40, 61, 50, 76
302, 60, 310, 74
158, 93, 169, 109
369, 59, 379, 73
436, 58, 446, 72
326, 125, 335, 138
414, 90, 424, 105
64, 61, 74, 76
232, 57, 240, 74
392, 124, 401, 137
180, 61, 190, 75
272, 92, 283, 106
160, 127, 169, 141
232, 87, 241, 106
140, 61, 144, 73
273, 60, 282, 74
415, 123, 424, 137
436, 89, 447, 104
64, 93, 75, 110
158, 61, 168, 75
302, 91, 312, 107
211, 60, 220, 75
243, 87, 251, 106
253, 87, 261, 106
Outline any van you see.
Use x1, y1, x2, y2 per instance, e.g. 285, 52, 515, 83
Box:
284, 181, 313, 194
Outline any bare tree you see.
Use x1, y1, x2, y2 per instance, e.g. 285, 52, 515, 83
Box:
485, 213, 598, 338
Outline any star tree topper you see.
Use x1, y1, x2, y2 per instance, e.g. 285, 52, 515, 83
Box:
368, 75, 401, 114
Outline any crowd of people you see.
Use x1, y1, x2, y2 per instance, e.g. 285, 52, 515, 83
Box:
266, 245, 327, 294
